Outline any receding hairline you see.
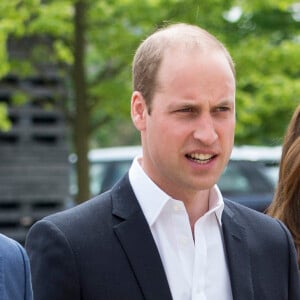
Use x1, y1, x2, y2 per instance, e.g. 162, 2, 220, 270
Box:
150, 23, 221, 46
132, 23, 235, 111
151, 23, 234, 72
133, 23, 235, 77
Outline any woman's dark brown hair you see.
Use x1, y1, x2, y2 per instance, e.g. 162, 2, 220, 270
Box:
267, 104, 300, 267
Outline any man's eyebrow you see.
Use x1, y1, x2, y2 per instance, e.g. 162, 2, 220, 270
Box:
166, 98, 235, 109
166, 102, 198, 110
215, 99, 235, 106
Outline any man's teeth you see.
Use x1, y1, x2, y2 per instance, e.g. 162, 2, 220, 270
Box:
188, 153, 213, 162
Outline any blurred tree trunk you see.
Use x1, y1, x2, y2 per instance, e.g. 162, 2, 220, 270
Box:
73, 0, 90, 203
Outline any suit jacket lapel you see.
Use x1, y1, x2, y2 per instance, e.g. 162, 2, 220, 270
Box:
222, 202, 255, 300
111, 175, 172, 300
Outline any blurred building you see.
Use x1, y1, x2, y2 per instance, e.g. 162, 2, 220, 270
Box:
0, 37, 71, 244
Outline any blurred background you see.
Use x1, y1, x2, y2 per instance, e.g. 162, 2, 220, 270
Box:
0, 0, 299, 244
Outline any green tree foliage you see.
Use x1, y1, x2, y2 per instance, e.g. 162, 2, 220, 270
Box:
1, 0, 299, 201
0, 0, 40, 130
230, 2, 300, 145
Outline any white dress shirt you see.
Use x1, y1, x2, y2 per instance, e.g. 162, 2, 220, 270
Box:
129, 157, 233, 300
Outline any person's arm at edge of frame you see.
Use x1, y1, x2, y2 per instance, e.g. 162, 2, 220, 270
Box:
16, 242, 33, 300
0, 234, 33, 300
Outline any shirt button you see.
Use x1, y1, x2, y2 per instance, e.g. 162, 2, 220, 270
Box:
173, 204, 182, 211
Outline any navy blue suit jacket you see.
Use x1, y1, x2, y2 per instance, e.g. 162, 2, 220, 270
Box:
26, 174, 300, 299
0, 234, 33, 300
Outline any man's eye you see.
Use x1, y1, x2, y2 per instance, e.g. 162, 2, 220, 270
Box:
177, 107, 194, 113
216, 106, 230, 112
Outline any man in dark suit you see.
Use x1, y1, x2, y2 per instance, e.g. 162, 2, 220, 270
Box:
25, 23, 300, 300
0, 234, 33, 299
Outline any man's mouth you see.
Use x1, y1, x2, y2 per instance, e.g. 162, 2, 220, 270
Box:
186, 153, 215, 164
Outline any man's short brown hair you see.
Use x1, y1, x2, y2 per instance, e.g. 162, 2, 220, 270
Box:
132, 23, 235, 113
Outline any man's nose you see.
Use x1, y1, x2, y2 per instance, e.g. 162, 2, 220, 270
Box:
193, 115, 218, 145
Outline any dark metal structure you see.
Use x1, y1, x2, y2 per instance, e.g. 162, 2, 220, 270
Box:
0, 73, 70, 244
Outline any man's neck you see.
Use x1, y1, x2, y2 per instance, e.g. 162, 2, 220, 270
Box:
182, 189, 210, 234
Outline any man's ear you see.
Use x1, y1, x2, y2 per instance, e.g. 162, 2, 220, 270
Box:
131, 91, 147, 131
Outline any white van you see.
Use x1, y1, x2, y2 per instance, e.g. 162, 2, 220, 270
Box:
70, 145, 281, 213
